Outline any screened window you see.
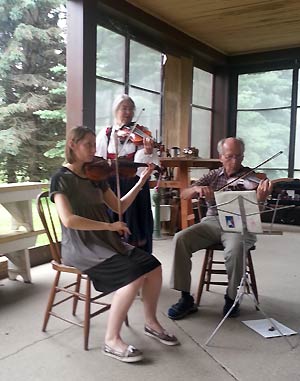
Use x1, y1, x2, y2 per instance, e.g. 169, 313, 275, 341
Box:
236, 70, 293, 179
96, 28, 125, 82
129, 41, 161, 92
191, 68, 213, 159
96, 27, 126, 130
294, 70, 300, 175
129, 41, 162, 137
96, 26, 163, 138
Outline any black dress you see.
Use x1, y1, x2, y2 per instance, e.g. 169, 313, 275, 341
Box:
109, 175, 153, 254
50, 167, 160, 293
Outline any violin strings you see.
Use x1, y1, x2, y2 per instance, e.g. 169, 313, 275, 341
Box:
133, 128, 153, 140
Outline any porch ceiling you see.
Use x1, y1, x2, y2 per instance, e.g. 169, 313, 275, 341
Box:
125, 0, 300, 55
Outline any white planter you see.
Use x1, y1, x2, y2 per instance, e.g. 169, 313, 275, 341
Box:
152, 204, 171, 222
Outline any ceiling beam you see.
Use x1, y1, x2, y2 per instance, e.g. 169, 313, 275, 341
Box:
229, 47, 300, 73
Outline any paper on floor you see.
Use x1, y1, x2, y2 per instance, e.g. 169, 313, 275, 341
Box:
242, 318, 298, 338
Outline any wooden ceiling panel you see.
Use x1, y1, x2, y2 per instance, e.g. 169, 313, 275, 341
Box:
125, 0, 300, 55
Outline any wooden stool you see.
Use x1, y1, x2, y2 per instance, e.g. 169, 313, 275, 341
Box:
195, 243, 258, 306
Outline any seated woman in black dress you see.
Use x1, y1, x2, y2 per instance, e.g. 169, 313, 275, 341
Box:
50, 126, 178, 363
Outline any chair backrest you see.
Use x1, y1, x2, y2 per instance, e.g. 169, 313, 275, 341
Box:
36, 190, 62, 263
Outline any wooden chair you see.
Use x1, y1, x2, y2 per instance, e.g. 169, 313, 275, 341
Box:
195, 243, 258, 306
36, 190, 127, 350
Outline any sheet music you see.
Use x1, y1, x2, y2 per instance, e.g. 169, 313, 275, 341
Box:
214, 190, 263, 233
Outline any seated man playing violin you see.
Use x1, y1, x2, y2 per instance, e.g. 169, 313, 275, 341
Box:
168, 137, 272, 320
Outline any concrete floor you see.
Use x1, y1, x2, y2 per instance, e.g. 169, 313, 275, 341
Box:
0, 232, 300, 381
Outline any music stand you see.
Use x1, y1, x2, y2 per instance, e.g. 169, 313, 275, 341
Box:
205, 190, 295, 348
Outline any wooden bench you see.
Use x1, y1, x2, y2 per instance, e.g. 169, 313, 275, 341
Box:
0, 229, 45, 249
0, 182, 47, 283
0, 229, 45, 283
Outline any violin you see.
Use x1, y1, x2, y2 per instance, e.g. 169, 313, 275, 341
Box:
217, 151, 282, 192
225, 174, 265, 191
117, 122, 153, 146
83, 156, 159, 182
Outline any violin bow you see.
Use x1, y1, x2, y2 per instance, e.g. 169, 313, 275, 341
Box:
118, 108, 145, 157
113, 131, 123, 222
217, 150, 283, 192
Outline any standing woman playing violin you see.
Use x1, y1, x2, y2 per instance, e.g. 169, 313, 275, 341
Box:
50, 126, 178, 363
96, 94, 159, 254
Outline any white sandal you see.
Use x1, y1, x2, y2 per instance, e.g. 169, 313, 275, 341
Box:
102, 344, 143, 363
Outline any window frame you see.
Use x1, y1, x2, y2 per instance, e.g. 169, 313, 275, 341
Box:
190, 66, 214, 157
229, 63, 300, 178
95, 24, 164, 138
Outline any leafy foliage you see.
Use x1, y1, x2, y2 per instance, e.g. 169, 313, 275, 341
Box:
237, 70, 293, 178
0, 0, 66, 183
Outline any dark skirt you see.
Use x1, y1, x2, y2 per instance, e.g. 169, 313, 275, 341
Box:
109, 176, 154, 254
84, 248, 161, 293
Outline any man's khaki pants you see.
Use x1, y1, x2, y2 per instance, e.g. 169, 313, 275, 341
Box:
170, 216, 257, 300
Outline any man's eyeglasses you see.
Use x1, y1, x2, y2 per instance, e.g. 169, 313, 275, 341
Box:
223, 154, 244, 161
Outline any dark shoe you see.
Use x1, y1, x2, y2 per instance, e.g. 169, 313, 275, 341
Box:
223, 294, 240, 318
102, 344, 143, 363
168, 296, 198, 320
144, 325, 179, 346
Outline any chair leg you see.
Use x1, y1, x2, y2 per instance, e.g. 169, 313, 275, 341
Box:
195, 247, 259, 308
196, 249, 210, 306
84, 278, 91, 351
247, 251, 259, 303
205, 249, 214, 291
42, 271, 61, 332
72, 274, 82, 315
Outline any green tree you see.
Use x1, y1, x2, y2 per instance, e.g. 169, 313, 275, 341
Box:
0, 0, 66, 183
